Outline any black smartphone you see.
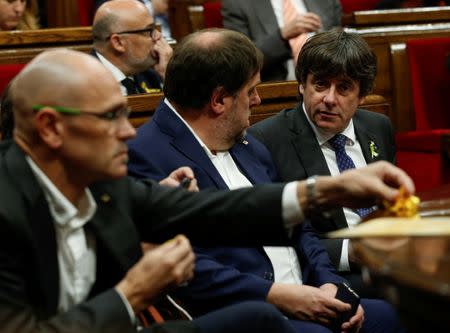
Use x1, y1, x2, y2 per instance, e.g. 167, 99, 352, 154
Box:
330, 282, 360, 332
179, 177, 191, 189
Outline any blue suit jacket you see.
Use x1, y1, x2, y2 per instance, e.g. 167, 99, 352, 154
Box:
127, 101, 344, 316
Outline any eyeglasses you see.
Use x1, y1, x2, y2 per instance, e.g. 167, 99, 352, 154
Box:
108, 24, 159, 40
32, 105, 132, 121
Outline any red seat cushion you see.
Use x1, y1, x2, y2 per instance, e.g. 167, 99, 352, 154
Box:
396, 130, 450, 152
407, 37, 450, 130
77, 0, 94, 26
339, 0, 379, 13
0, 63, 26, 95
203, 2, 223, 28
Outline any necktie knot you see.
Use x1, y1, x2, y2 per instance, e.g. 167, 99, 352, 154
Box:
121, 77, 139, 95
328, 134, 348, 152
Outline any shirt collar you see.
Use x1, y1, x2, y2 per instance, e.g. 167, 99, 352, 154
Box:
302, 102, 356, 147
95, 51, 129, 96
25, 156, 97, 229
164, 98, 220, 158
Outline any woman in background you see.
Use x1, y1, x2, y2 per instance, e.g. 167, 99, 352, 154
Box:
0, 0, 39, 31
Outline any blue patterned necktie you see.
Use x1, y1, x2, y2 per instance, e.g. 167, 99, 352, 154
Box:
328, 134, 373, 218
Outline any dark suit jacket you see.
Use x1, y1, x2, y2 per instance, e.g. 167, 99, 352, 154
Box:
222, 0, 342, 81
91, 49, 162, 94
127, 101, 345, 316
0, 141, 291, 333
249, 105, 396, 267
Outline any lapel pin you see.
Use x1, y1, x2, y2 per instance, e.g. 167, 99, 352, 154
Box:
100, 194, 111, 203
242, 139, 248, 145
369, 141, 379, 159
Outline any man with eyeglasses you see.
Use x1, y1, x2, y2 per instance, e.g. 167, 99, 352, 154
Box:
0, 46, 414, 333
92, 0, 172, 95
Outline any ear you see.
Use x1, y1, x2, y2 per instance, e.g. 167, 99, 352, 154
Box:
210, 86, 229, 115
299, 83, 305, 95
358, 95, 366, 106
109, 34, 126, 53
34, 108, 64, 149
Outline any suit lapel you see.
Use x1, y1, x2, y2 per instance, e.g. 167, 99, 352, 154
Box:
255, 0, 280, 35
230, 141, 271, 185
290, 107, 331, 177
353, 112, 385, 165
153, 102, 228, 189
5, 144, 59, 316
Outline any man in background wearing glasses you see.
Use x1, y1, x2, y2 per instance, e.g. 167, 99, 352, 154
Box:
92, 0, 172, 95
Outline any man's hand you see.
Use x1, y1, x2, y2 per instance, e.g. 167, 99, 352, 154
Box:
267, 283, 350, 325
280, 13, 322, 40
116, 235, 195, 313
298, 161, 415, 213
320, 283, 364, 333
342, 305, 364, 333
152, 37, 172, 80
159, 166, 199, 192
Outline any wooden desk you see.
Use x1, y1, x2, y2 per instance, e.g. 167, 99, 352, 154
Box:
353, 186, 450, 332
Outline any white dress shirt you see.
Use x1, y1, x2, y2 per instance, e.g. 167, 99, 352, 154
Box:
303, 104, 367, 271
26, 157, 97, 312
166, 99, 303, 284
95, 51, 130, 96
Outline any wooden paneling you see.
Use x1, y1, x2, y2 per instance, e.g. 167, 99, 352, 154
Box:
343, 6, 450, 27
126, 81, 390, 128
0, 27, 93, 64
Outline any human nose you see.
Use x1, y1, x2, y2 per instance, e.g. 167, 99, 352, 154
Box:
13, 1, 25, 14
251, 89, 261, 107
116, 117, 136, 140
322, 85, 337, 106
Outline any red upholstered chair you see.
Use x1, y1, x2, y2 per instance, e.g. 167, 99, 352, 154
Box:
0, 63, 26, 95
203, 2, 223, 28
395, 37, 450, 191
339, 0, 379, 13
77, 0, 94, 26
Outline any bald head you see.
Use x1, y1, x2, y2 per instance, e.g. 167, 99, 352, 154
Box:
93, 0, 149, 43
11, 49, 121, 136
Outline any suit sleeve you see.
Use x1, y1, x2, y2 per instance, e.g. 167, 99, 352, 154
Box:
221, 0, 291, 67
296, 223, 346, 286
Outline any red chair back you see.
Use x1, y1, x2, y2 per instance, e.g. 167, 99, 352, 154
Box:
340, 0, 379, 13
407, 37, 450, 131
0, 64, 26, 95
78, 0, 94, 26
203, 2, 223, 28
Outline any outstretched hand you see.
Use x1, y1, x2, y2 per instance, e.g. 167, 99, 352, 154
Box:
303, 161, 415, 211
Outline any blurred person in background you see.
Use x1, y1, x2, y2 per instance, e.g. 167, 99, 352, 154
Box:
0, 0, 39, 30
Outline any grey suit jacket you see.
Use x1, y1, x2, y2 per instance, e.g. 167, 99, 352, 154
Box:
0, 141, 289, 333
222, 0, 342, 81
249, 105, 396, 267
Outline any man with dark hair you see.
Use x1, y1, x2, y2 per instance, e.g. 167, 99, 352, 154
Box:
250, 28, 396, 296
92, 0, 172, 95
0, 47, 413, 333
127, 29, 404, 333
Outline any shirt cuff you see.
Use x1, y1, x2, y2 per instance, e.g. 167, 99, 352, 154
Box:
338, 239, 350, 271
282, 181, 304, 230
115, 287, 137, 326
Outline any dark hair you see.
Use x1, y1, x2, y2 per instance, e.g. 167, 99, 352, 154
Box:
295, 28, 377, 97
163, 28, 263, 109
0, 83, 14, 140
